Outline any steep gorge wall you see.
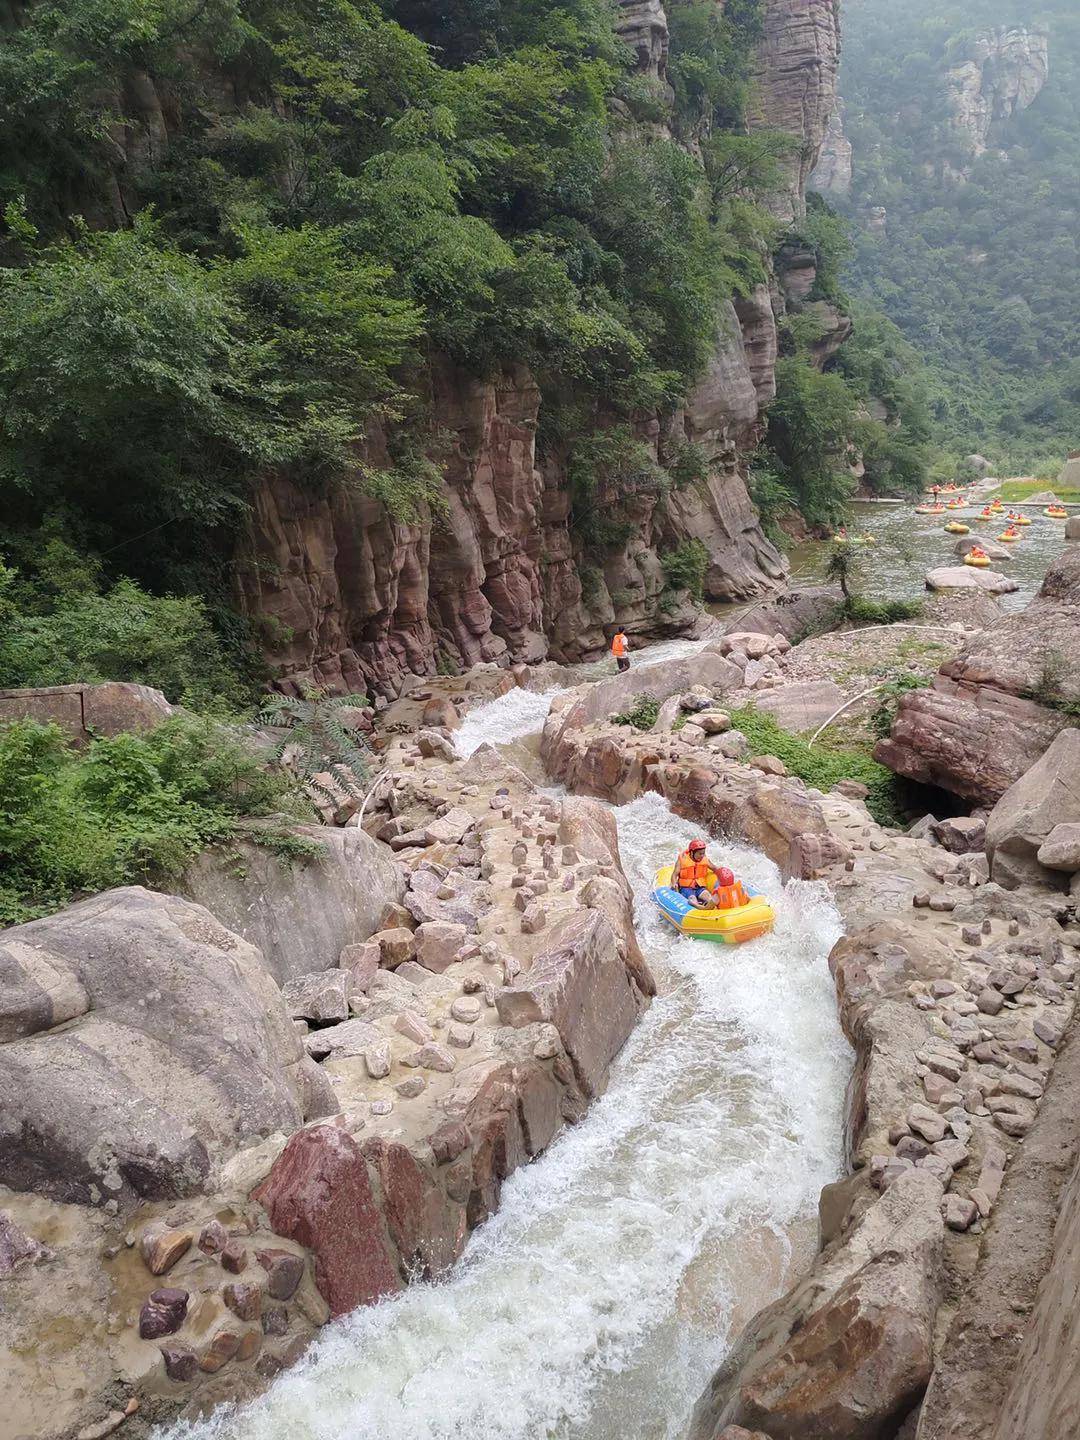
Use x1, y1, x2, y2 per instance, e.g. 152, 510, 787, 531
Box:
232, 0, 842, 696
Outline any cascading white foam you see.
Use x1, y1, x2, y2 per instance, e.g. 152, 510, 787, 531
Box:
172, 793, 850, 1440
454, 687, 562, 758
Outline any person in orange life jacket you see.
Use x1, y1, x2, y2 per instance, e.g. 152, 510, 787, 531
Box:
611, 629, 630, 673
675, 839, 749, 909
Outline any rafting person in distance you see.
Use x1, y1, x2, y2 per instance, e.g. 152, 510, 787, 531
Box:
611, 628, 630, 673
675, 840, 749, 910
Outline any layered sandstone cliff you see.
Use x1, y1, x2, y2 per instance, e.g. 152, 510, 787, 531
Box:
946, 27, 1049, 157
231, 0, 845, 697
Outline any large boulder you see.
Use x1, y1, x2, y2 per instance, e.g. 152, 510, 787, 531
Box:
496, 911, 643, 1098
721, 587, 842, 643
984, 729, 1080, 889
689, 1170, 944, 1440
0, 888, 320, 1205
876, 547, 1080, 804
542, 652, 743, 761
0, 681, 173, 746
252, 1125, 402, 1318
924, 566, 1018, 595
183, 827, 403, 984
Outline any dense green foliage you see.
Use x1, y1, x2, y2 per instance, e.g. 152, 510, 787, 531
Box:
729, 704, 904, 826
837, 0, 1080, 473
0, 713, 316, 924
612, 695, 661, 731
661, 539, 710, 601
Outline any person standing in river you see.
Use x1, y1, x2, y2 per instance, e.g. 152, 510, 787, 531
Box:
611, 629, 630, 673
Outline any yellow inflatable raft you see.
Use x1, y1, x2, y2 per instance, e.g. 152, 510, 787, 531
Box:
652, 867, 775, 945
944, 521, 970, 534
964, 552, 991, 567
915, 504, 946, 515
997, 530, 1020, 543
1045, 506, 1068, 519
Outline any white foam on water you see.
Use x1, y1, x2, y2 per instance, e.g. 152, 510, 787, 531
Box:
454, 687, 562, 758
174, 793, 850, 1440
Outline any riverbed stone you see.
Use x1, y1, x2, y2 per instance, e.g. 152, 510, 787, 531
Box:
252, 1127, 401, 1317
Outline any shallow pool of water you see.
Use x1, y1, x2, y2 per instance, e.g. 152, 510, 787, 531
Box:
788, 500, 1068, 611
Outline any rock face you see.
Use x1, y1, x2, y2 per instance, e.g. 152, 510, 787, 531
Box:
182, 828, 404, 983
233, 352, 785, 697
750, 0, 842, 221
876, 546, 1080, 804
689, 1170, 944, 1440
811, 100, 852, 197
946, 27, 1049, 157
0, 682, 173, 745
0, 888, 318, 1205
984, 729, 1080, 889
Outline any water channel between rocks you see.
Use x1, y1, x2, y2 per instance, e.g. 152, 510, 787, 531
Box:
176, 685, 852, 1440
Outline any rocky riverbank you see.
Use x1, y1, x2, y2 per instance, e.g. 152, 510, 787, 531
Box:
0, 717, 653, 1440
531, 569, 1080, 1438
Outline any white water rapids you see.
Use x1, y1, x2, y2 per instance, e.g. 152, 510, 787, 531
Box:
179, 687, 851, 1440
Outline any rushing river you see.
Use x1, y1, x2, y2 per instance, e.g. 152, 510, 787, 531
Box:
789, 498, 1069, 611
178, 678, 851, 1440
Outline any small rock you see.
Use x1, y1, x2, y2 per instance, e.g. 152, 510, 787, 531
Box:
256, 1249, 304, 1301
962, 927, 982, 948
413, 1042, 456, 1072
139, 1226, 193, 1277
932, 1138, 970, 1169
76, 1414, 126, 1440
223, 1282, 262, 1322
913, 892, 931, 908
199, 1328, 242, 1373
450, 997, 482, 1023
364, 1042, 392, 1080
999, 1072, 1043, 1101
447, 1023, 474, 1049
943, 1195, 978, 1232
139, 1288, 189, 1339
977, 988, 1004, 1016
931, 979, 958, 998
197, 1220, 228, 1256
520, 903, 546, 934
1034, 1018, 1063, 1048
929, 895, 956, 913
262, 1304, 288, 1337
370, 1099, 393, 1116
907, 1104, 948, 1143
220, 1241, 247, 1274
395, 1075, 426, 1099
160, 1343, 198, 1383
395, 1010, 433, 1045
895, 1135, 929, 1162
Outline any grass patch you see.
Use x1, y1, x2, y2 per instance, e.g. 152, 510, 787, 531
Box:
729, 705, 905, 827
0, 713, 318, 925
613, 696, 661, 732
996, 480, 1080, 504
844, 596, 923, 626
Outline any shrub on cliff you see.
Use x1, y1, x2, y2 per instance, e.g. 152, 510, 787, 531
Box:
0, 713, 316, 925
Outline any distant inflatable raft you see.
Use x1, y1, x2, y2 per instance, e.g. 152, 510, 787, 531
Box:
652, 867, 776, 945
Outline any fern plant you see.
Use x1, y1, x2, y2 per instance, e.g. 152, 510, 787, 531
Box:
258, 689, 371, 811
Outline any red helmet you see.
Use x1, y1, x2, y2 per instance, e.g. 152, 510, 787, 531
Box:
688, 838, 706, 855
715, 865, 735, 886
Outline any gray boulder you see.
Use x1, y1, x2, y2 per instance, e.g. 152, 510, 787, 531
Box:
924, 566, 1018, 595
1036, 822, 1080, 873
985, 730, 1080, 889
182, 826, 403, 984
0, 887, 323, 1206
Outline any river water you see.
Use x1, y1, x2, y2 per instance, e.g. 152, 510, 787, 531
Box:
178, 682, 851, 1440
789, 499, 1068, 612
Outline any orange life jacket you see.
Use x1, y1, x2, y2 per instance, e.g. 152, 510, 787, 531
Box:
676, 851, 716, 890
611, 632, 628, 658
714, 882, 749, 909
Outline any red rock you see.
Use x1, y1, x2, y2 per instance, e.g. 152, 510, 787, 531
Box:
262, 1304, 288, 1336
199, 1327, 242, 1372
139, 1288, 189, 1339
220, 1240, 247, 1274
223, 1281, 262, 1321
517, 1063, 564, 1157
139, 1226, 192, 1276
362, 1137, 466, 1279
236, 1329, 262, 1362
252, 1127, 402, 1318
159, 1343, 198, 1382
197, 1220, 228, 1255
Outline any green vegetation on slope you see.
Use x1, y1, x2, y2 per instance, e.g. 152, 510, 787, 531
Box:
837, 0, 1080, 473
0, 714, 317, 924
